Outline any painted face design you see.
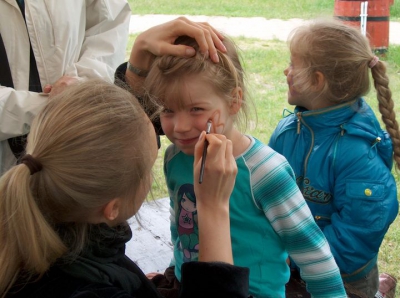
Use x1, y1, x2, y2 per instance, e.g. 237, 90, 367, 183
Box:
160, 76, 232, 155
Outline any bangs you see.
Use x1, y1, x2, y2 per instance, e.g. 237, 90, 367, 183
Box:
162, 77, 190, 110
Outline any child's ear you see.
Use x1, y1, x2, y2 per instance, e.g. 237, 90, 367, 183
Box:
103, 198, 121, 221
313, 71, 325, 91
229, 87, 243, 115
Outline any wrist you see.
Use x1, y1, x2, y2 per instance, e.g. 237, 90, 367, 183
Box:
197, 202, 229, 218
129, 37, 154, 72
127, 61, 149, 77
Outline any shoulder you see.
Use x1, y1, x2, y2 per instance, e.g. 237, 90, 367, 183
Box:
269, 113, 297, 150
274, 112, 297, 131
243, 137, 295, 191
245, 137, 291, 171
164, 144, 181, 163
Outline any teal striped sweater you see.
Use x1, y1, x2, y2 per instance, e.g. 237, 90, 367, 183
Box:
164, 136, 346, 298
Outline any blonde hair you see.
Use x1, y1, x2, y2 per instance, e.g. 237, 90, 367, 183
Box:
288, 19, 400, 169
143, 35, 253, 131
0, 80, 155, 296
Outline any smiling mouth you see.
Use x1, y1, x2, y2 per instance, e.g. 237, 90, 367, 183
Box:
176, 137, 198, 145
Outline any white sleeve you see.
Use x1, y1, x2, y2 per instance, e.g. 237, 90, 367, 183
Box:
65, 0, 131, 82
0, 87, 47, 141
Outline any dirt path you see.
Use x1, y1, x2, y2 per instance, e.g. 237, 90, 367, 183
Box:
130, 14, 400, 44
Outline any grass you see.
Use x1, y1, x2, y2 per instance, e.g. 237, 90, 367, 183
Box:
128, 0, 400, 21
125, 1, 400, 293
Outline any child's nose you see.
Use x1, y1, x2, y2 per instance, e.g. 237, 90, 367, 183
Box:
174, 114, 191, 133
283, 67, 289, 76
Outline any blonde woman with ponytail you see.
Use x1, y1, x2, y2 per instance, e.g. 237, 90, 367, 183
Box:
269, 18, 399, 297
0, 79, 248, 296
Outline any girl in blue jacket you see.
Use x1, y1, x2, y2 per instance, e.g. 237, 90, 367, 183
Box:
269, 19, 400, 297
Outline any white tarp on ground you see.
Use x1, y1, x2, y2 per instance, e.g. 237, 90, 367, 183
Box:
127, 197, 173, 274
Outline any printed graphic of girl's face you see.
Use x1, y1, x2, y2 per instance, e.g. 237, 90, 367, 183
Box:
181, 194, 196, 212
160, 76, 233, 155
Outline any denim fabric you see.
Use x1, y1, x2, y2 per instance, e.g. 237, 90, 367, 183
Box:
345, 264, 379, 298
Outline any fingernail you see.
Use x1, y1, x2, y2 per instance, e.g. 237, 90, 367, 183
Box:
199, 131, 205, 140
185, 47, 195, 56
212, 53, 219, 63
221, 43, 227, 52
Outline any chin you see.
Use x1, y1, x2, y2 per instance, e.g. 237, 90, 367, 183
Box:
180, 148, 195, 156
287, 95, 299, 106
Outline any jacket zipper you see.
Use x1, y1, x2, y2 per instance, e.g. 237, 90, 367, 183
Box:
296, 112, 314, 178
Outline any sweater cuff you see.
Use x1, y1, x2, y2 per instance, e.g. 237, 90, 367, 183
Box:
180, 262, 250, 298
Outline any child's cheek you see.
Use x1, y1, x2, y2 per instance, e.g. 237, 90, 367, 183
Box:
209, 110, 225, 134
160, 118, 173, 138
287, 73, 298, 95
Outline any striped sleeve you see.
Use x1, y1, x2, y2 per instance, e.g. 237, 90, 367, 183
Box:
246, 142, 347, 297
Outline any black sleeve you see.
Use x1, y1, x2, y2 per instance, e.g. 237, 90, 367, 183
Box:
180, 262, 250, 298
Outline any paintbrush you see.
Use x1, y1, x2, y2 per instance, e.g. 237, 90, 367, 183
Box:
199, 120, 212, 184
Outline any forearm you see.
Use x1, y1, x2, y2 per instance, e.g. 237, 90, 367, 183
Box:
0, 88, 47, 140
197, 203, 233, 264
283, 215, 346, 297
125, 37, 154, 97
72, 0, 131, 82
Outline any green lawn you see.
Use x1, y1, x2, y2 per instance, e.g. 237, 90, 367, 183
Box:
128, 0, 400, 21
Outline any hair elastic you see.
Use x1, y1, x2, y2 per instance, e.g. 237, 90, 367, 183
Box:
369, 56, 379, 68
20, 154, 43, 175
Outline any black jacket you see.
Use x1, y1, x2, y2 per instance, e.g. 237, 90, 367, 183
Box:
7, 224, 249, 298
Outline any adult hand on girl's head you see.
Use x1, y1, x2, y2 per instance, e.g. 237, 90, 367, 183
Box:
128, 17, 225, 75
193, 132, 237, 208
137, 16, 225, 62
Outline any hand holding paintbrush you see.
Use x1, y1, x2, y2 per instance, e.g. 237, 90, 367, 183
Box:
193, 122, 237, 264
199, 120, 212, 184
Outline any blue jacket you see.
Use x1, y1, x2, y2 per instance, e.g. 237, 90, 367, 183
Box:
269, 98, 398, 282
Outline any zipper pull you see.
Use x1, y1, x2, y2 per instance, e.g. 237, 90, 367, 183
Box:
371, 137, 381, 148
297, 112, 302, 134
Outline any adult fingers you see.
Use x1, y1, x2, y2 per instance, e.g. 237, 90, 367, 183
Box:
158, 17, 226, 63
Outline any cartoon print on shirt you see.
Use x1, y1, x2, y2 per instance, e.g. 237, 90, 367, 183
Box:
177, 184, 199, 262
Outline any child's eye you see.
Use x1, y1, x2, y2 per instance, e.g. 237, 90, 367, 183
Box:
161, 108, 173, 114
191, 107, 203, 112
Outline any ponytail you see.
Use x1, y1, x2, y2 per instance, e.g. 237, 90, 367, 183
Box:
0, 79, 156, 296
0, 164, 66, 296
371, 61, 400, 170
